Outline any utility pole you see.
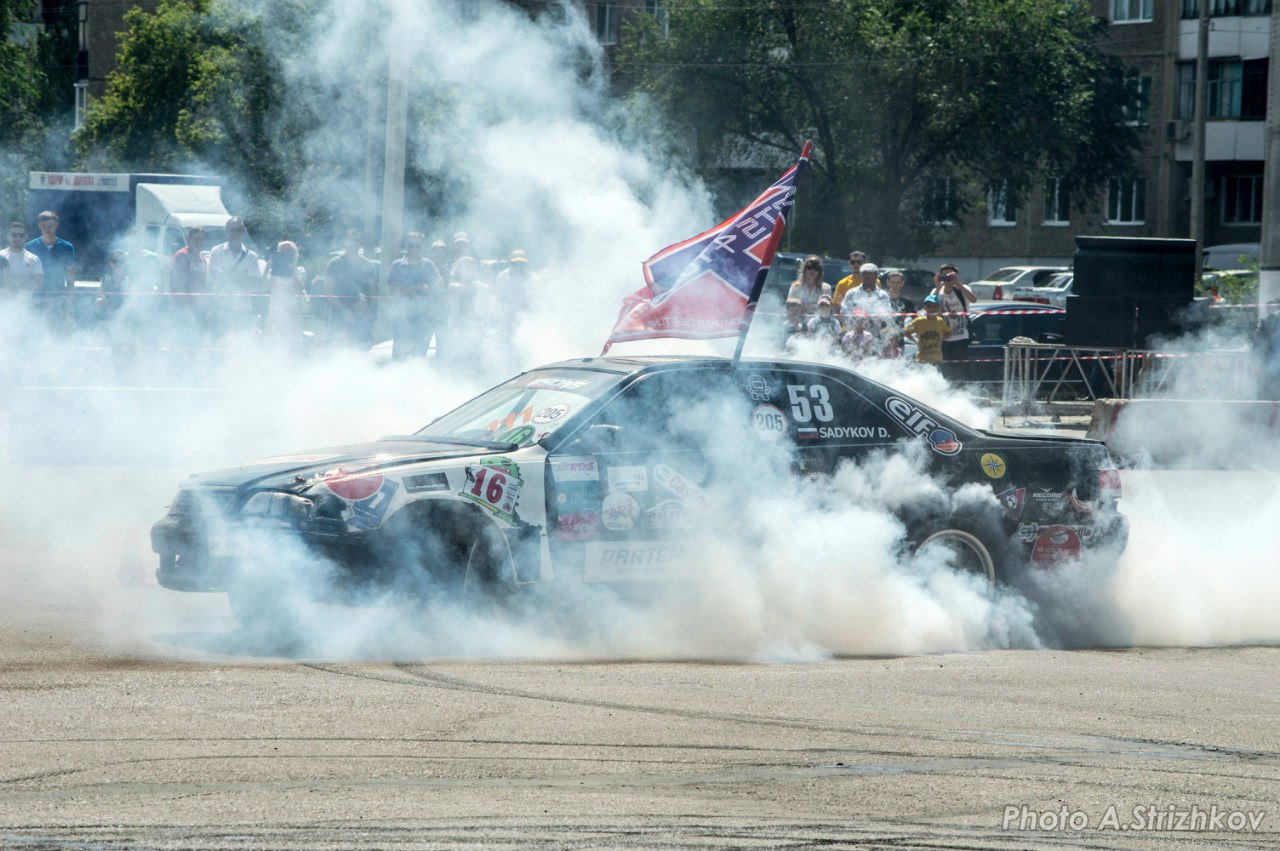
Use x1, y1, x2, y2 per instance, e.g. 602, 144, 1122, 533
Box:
1260, 1, 1280, 320
1189, 0, 1210, 271
377, 24, 410, 305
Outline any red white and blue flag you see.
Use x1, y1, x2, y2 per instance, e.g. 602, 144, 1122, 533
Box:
603, 141, 812, 353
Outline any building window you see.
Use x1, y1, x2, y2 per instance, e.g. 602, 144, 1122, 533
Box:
1241, 59, 1268, 119
1113, 0, 1153, 22
1043, 178, 1070, 225
595, 3, 618, 45
1181, 59, 1269, 120
1182, 0, 1271, 17
1122, 74, 1152, 126
924, 177, 957, 225
1106, 177, 1146, 225
987, 181, 1017, 226
1221, 175, 1262, 224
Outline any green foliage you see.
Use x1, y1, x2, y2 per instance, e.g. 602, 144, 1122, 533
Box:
0, 1, 50, 221
618, 0, 1138, 259
77, 0, 216, 169
0, 0, 44, 145
75, 0, 327, 239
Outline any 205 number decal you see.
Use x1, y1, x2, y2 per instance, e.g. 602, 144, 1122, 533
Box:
786, 384, 834, 423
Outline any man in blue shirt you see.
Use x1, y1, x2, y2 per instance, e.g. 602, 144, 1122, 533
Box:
386, 231, 443, 360
25, 211, 76, 324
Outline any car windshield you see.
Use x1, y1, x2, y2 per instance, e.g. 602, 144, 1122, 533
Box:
415, 369, 619, 448
983, 268, 1028, 283
1037, 273, 1072, 291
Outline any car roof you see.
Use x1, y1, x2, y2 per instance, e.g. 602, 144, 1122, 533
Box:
539, 354, 848, 375
530, 355, 977, 440
971, 265, 1066, 280
968, 300, 1065, 313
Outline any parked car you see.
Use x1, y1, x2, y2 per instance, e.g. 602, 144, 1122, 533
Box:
1008, 271, 1074, 308
1202, 243, 1258, 271
967, 266, 1068, 301
151, 356, 1126, 628
878, 266, 936, 304
939, 301, 1074, 391
767, 252, 849, 287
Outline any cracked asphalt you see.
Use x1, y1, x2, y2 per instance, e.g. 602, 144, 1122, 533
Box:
0, 465, 1276, 850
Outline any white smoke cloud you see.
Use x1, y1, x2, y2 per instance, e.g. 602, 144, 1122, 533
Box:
2, 0, 1278, 663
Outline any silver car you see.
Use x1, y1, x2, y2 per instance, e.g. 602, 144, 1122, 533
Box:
968, 266, 1068, 300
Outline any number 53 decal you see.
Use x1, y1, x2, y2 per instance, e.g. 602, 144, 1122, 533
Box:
786, 384, 834, 423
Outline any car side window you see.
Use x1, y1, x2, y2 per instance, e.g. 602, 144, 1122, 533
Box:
590, 368, 747, 454
164, 226, 186, 257
1022, 312, 1064, 341
974, 313, 1021, 344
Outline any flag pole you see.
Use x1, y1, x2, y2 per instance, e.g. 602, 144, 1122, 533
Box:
732, 141, 811, 364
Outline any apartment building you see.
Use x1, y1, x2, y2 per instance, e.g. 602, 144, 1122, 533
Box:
927, 0, 1270, 278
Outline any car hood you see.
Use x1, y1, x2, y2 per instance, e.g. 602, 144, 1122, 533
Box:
181, 439, 499, 491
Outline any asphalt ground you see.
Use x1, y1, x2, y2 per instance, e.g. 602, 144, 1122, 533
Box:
0, 462, 1277, 850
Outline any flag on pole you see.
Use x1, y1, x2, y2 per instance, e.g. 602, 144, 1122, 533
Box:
603, 141, 812, 354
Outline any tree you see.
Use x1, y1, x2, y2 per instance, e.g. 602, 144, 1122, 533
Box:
617, 0, 1138, 259
74, 0, 444, 250
76, 0, 327, 240
0, 1, 51, 220
0, 1, 42, 144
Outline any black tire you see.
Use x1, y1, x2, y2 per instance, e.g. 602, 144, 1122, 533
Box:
906, 511, 1012, 584
378, 506, 514, 607
226, 563, 304, 635
913, 528, 997, 584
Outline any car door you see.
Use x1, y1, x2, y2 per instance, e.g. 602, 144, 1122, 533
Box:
545, 366, 746, 582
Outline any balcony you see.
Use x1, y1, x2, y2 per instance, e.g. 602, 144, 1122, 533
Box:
1178, 16, 1270, 60
1174, 120, 1264, 161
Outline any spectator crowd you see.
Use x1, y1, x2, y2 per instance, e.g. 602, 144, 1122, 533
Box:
780, 250, 976, 366
0, 212, 543, 367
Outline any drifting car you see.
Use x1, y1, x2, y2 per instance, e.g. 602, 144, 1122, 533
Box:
151, 356, 1127, 627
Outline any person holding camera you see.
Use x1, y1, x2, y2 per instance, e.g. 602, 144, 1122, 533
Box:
930, 263, 976, 361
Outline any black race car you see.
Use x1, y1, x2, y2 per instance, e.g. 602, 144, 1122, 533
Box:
152, 356, 1127, 627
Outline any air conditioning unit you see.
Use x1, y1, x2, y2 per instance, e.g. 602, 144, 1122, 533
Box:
1165, 120, 1192, 142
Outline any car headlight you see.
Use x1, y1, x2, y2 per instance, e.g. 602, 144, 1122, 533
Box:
241, 491, 314, 522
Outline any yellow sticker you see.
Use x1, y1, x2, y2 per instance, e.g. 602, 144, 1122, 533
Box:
980, 453, 1007, 479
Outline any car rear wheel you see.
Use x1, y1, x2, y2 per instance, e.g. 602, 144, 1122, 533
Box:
914, 528, 996, 584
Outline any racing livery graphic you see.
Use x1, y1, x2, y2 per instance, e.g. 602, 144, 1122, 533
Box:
151, 357, 1127, 628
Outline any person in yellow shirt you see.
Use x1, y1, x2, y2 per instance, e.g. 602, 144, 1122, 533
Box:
903, 295, 949, 363
831, 249, 868, 310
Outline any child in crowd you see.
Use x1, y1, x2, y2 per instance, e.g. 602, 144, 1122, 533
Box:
841, 309, 877, 361
903, 295, 949, 363
804, 294, 842, 342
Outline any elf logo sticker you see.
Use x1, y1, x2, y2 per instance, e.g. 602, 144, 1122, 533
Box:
885, 396, 963, 456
